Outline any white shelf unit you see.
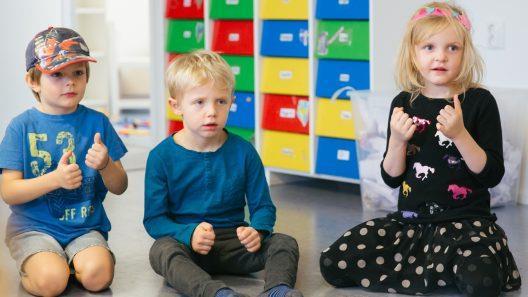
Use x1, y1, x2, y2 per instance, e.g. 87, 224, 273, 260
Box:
150, 0, 420, 181
62, 0, 113, 114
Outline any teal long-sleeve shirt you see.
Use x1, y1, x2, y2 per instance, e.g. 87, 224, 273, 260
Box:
143, 132, 276, 247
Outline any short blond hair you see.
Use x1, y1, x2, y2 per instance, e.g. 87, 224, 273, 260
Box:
27, 63, 91, 101
395, 2, 483, 102
166, 50, 235, 102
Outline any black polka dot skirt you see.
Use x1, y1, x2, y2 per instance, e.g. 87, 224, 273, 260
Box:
320, 215, 521, 296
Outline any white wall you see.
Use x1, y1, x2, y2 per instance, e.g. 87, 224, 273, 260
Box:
0, 1, 64, 139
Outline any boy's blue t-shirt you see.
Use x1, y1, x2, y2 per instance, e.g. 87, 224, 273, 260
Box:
0, 105, 127, 246
143, 132, 276, 248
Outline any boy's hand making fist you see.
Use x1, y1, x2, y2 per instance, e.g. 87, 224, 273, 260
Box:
192, 222, 215, 255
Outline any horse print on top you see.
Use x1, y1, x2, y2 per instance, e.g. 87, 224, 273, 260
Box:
413, 162, 435, 181
435, 130, 453, 148
412, 116, 431, 133
448, 184, 472, 200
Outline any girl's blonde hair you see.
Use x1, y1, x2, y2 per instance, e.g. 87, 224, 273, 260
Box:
166, 50, 235, 102
395, 1, 483, 102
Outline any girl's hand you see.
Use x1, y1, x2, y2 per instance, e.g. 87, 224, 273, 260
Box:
85, 133, 110, 171
436, 95, 466, 140
390, 107, 416, 144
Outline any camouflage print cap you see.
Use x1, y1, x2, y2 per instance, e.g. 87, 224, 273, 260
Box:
25, 27, 97, 74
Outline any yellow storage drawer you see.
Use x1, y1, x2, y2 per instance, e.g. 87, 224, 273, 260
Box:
315, 98, 356, 139
166, 103, 183, 121
261, 57, 309, 96
260, 0, 308, 20
261, 130, 309, 172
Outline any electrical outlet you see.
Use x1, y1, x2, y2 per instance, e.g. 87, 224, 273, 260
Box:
484, 20, 505, 49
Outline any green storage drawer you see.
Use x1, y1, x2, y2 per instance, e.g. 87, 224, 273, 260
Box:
222, 55, 254, 92
227, 126, 254, 142
316, 21, 369, 60
210, 0, 253, 19
166, 20, 205, 53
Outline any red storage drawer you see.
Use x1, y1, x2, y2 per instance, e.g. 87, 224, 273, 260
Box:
166, 0, 204, 19
168, 120, 184, 135
167, 53, 181, 65
262, 94, 309, 134
212, 21, 253, 56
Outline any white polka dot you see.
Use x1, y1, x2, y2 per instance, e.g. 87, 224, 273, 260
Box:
407, 229, 415, 238
423, 245, 429, 253
488, 246, 496, 254
506, 284, 513, 290
434, 245, 441, 253
473, 221, 482, 227
513, 270, 520, 279
376, 256, 385, 265
393, 238, 401, 245
424, 279, 428, 287
394, 263, 402, 272
378, 229, 386, 236
357, 244, 366, 250
463, 250, 472, 257
444, 246, 450, 254
503, 238, 508, 246
436, 263, 444, 273
496, 242, 502, 251
395, 231, 402, 238
440, 227, 446, 235
402, 279, 411, 288
388, 288, 396, 293
471, 236, 480, 243
394, 253, 403, 262
453, 264, 458, 274
489, 227, 494, 234
427, 263, 434, 269
408, 256, 416, 264
322, 247, 330, 253
338, 260, 347, 269
380, 274, 387, 281
366, 221, 375, 226
376, 245, 384, 250
361, 278, 370, 287
438, 279, 446, 287
455, 223, 462, 229
343, 231, 352, 237
339, 244, 348, 251
357, 259, 366, 268
359, 228, 368, 235
416, 266, 423, 275
480, 231, 487, 238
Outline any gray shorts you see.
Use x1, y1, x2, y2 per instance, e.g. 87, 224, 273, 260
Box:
6, 230, 114, 276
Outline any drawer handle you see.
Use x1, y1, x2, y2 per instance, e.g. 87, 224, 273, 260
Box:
279, 108, 296, 119
337, 149, 350, 161
226, 0, 239, 5
280, 33, 293, 42
231, 66, 240, 75
339, 73, 350, 82
228, 33, 240, 42
279, 70, 293, 80
281, 148, 294, 156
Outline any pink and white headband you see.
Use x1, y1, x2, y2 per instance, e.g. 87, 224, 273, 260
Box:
412, 7, 472, 31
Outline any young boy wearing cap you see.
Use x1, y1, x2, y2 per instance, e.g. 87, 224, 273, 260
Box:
0, 27, 128, 296
144, 50, 302, 297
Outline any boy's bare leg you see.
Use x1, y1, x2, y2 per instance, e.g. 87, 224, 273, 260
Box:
21, 252, 69, 297
72, 246, 114, 292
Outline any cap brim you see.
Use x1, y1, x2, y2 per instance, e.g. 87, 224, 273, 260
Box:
36, 56, 97, 74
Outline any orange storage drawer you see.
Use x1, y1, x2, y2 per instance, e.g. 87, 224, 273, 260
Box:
211, 20, 253, 56
261, 94, 309, 134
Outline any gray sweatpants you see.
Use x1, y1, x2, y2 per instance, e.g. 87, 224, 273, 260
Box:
149, 228, 299, 297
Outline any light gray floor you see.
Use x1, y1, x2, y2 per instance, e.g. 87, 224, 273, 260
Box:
0, 161, 526, 296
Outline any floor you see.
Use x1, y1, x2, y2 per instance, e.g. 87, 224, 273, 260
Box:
0, 150, 526, 297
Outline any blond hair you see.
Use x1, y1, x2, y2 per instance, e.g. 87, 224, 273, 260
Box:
395, 2, 483, 102
166, 50, 235, 102
27, 63, 91, 101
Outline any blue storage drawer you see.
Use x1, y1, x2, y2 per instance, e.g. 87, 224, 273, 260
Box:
316, 0, 369, 20
316, 137, 359, 179
227, 92, 255, 129
261, 20, 309, 58
316, 59, 369, 98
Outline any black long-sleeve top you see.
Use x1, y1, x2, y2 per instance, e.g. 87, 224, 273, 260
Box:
381, 88, 504, 223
